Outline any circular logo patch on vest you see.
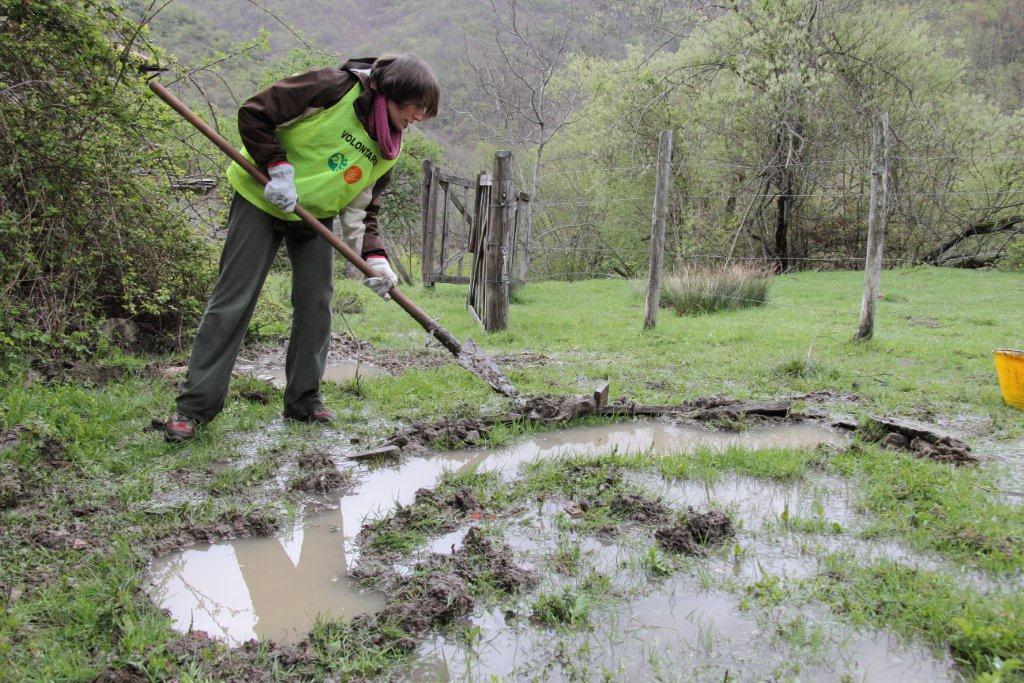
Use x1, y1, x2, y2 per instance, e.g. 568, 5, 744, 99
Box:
343, 165, 363, 184
328, 152, 348, 171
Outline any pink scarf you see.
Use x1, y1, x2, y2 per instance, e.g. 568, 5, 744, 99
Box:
367, 93, 402, 160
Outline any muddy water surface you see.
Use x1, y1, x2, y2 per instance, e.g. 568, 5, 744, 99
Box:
147, 421, 847, 646
266, 361, 383, 389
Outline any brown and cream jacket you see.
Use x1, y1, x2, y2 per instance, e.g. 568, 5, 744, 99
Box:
237, 58, 390, 258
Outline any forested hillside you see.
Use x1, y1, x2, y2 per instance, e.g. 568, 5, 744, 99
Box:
139, 0, 1024, 278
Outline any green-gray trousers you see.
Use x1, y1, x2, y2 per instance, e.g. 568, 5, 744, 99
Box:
176, 193, 334, 422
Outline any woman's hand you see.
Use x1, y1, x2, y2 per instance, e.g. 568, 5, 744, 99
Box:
264, 162, 297, 212
363, 256, 398, 299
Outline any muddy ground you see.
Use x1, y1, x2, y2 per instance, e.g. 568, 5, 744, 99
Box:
2, 361, 998, 682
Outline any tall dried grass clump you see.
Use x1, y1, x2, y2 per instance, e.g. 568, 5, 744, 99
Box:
659, 264, 773, 315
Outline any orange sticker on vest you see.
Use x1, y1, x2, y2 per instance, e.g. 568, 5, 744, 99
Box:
343, 165, 363, 184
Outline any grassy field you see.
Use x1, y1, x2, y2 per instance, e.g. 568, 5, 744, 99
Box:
313, 266, 1024, 432
1, 266, 1022, 680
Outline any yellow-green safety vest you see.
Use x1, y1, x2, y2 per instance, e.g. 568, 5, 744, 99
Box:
226, 83, 399, 221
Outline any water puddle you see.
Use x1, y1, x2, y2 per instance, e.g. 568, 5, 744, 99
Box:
265, 361, 383, 389
416, 587, 956, 681
445, 421, 847, 477
148, 508, 383, 645
148, 421, 859, 650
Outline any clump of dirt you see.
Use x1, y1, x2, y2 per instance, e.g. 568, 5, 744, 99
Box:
238, 388, 270, 404
37, 434, 68, 468
518, 394, 598, 423
610, 491, 670, 524
149, 509, 281, 556
359, 572, 473, 638
564, 460, 623, 493
455, 526, 539, 592
377, 392, 819, 458
93, 666, 149, 682
0, 462, 22, 509
493, 352, 552, 368
1, 426, 67, 469
384, 417, 493, 452
162, 630, 310, 681
879, 432, 976, 465
29, 519, 102, 551
0, 425, 26, 453
862, 416, 977, 465
290, 450, 353, 494
415, 485, 481, 513
954, 527, 1015, 560
31, 359, 129, 386
655, 508, 735, 555
355, 484, 485, 557
343, 527, 534, 663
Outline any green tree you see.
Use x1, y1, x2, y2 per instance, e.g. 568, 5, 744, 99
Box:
0, 0, 215, 363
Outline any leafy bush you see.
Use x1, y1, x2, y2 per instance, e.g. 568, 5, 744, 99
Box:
657, 264, 772, 315
0, 0, 215, 364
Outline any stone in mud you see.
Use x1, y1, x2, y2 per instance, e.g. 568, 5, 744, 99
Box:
610, 491, 669, 524
656, 509, 734, 555
0, 462, 22, 508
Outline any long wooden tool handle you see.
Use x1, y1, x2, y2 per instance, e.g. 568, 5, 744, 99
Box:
149, 79, 462, 356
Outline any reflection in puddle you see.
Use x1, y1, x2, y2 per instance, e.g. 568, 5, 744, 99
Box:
148, 420, 851, 648
148, 512, 383, 645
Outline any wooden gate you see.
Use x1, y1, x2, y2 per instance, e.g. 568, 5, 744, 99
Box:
421, 155, 527, 330
420, 160, 480, 286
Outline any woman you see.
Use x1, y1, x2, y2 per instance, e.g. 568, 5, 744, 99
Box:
163, 54, 440, 441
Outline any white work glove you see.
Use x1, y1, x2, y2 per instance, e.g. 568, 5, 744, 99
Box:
264, 162, 297, 213
363, 256, 398, 299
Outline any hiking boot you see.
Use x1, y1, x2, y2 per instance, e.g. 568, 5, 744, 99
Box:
164, 412, 197, 442
283, 406, 336, 424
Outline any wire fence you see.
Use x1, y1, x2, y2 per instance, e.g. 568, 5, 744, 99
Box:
515, 140, 1024, 285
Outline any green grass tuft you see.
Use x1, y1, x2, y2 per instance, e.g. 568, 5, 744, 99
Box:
657, 264, 773, 315
810, 555, 1024, 678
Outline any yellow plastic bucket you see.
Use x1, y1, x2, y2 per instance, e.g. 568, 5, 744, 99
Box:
995, 349, 1024, 410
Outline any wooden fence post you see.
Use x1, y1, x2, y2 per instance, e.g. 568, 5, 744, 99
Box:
855, 112, 890, 341
644, 130, 673, 330
484, 151, 513, 332
421, 159, 437, 287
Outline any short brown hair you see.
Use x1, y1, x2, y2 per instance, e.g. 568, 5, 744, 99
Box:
370, 53, 441, 119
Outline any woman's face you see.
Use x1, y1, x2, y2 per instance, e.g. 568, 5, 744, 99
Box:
386, 99, 428, 130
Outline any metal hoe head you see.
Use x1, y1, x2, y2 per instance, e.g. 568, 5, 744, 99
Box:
455, 338, 518, 397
